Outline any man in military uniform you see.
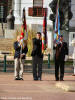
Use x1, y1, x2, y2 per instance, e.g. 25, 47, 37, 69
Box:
31, 32, 43, 81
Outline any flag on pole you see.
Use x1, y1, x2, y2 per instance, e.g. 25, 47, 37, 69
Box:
42, 11, 47, 53
54, 0, 60, 43
20, 8, 28, 48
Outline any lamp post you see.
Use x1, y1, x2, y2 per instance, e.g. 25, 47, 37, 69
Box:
4, 55, 6, 72
47, 48, 51, 68
0, 6, 4, 36
48, 53, 50, 68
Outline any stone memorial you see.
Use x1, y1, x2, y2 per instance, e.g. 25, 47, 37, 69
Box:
6, 9, 15, 29
5, 9, 16, 39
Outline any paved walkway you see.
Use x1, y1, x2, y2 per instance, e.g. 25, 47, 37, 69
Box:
0, 73, 75, 100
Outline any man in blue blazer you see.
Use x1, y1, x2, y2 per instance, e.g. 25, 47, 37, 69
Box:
14, 36, 28, 80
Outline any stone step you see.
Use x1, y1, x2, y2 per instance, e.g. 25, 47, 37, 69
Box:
0, 38, 14, 52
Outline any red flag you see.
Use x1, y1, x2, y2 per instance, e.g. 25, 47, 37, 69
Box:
21, 8, 28, 39
22, 8, 27, 32
42, 11, 47, 52
20, 8, 28, 48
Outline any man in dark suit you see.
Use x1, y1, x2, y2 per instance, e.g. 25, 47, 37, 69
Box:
31, 32, 43, 81
14, 36, 28, 80
54, 35, 68, 81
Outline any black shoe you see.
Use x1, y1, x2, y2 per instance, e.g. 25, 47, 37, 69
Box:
60, 78, 64, 81
15, 77, 19, 80
19, 78, 24, 80
56, 79, 59, 81
55, 77, 59, 81
72, 74, 75, 76
38, 77, 41, 81
34, 78, 38, 81
60, 79, 64, 81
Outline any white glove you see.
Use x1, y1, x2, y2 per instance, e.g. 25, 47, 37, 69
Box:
65, 55, 68, 61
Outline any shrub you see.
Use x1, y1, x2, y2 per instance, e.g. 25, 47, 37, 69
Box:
27, 30, 36, 56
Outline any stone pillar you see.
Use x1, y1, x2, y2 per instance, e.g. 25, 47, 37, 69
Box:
14, 0, 21, 24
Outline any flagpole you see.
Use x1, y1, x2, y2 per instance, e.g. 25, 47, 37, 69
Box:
54, 0, 60, 43
58, 0, 60, 34
58, 0, 60, 7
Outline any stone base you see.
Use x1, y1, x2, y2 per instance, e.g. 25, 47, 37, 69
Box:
5, 29, 16, 39
56, 82, 75, 92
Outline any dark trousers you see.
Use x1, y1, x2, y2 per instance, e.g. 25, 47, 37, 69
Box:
55, 60, 65, 80
32, 55, 43, 79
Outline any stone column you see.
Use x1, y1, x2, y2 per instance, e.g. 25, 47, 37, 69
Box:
14, 0, 21, 24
